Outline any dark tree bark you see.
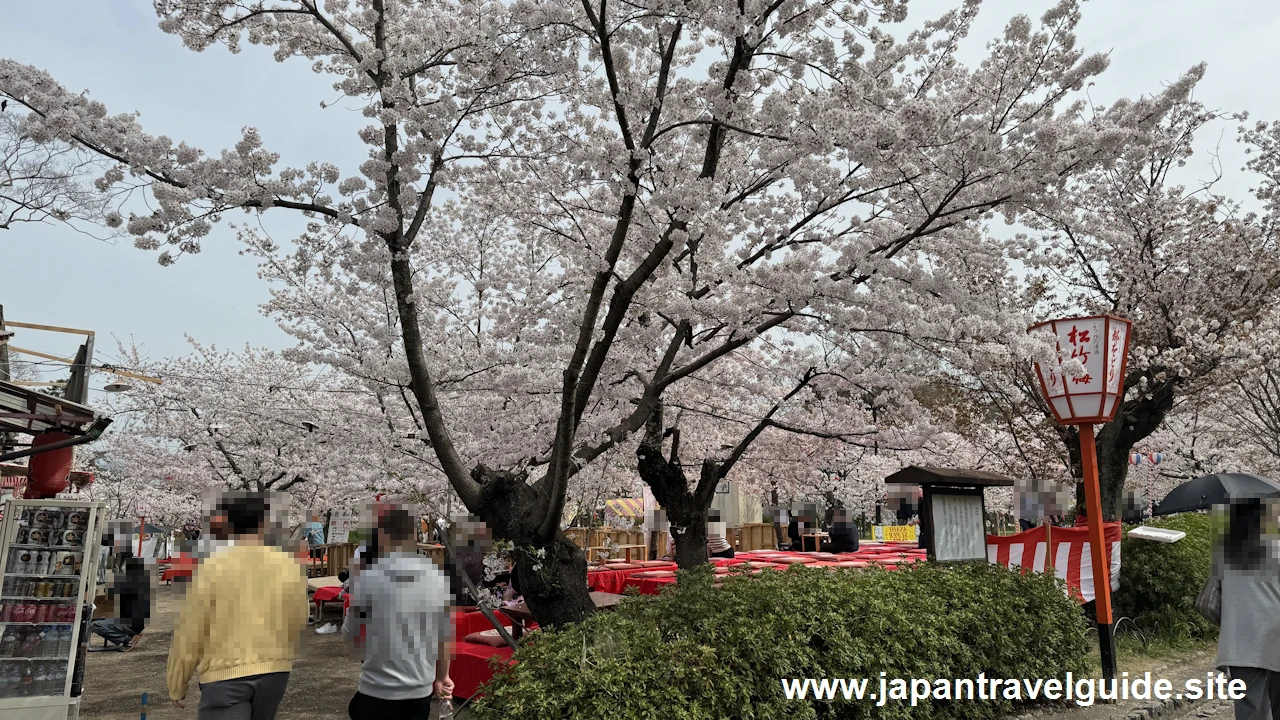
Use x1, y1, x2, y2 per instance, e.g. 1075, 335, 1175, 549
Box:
636, 430, 722, 570
1058, 376, 1178, 520
470, 465, 594, 627
770, 482, 785, 550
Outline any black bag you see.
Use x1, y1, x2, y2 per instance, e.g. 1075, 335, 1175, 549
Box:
1195, 556, 1221, 626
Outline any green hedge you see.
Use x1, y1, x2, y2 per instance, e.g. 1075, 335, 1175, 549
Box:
1113, 513, 1216, 642
470, 563, 1090, 720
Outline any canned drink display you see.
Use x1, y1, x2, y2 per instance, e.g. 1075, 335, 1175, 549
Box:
64, 511, 87, 531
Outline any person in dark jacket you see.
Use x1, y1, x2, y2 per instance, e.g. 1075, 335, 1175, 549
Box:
91, 554, 151, 651
821, 508, 859, 553
786, 518, 803, 551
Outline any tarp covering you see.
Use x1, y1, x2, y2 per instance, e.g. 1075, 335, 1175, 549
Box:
605, 498, 643, 518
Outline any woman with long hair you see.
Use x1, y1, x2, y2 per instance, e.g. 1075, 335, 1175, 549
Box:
1216, 498, 1280, 720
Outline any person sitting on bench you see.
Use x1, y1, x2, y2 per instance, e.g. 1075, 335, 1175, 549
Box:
821, 508, 859, 554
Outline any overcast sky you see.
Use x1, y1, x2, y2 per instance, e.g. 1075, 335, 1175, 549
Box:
2, 0, 1278, 387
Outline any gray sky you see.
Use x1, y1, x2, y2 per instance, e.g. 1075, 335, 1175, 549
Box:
2, 0, 1278, 386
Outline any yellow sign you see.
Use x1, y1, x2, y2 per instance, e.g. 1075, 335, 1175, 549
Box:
875, 525, 918, 542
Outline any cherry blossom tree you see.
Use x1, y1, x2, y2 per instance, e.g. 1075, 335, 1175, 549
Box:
94, 342, 435, 524
0, 0, 1202, 622
0, 110, 113, 233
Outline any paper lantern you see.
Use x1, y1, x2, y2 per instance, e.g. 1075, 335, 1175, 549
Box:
1029, 315, 1133, 425
25, 432, 74, 499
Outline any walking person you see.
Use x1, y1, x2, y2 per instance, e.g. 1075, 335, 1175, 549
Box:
166, 492, 309, 718
343, 504, 454, 719
1215, 498, 1280, 720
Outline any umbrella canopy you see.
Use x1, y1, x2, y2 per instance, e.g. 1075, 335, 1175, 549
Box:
1152, 473, 1280, 516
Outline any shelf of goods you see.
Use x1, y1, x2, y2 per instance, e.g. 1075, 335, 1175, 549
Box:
0, 499, 106, 720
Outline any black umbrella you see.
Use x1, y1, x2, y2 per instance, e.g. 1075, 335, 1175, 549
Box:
1152, 473, 1280, 516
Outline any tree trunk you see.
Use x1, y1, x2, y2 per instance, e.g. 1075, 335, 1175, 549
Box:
770, 483, 785, 550
636, 443, 720, 570
673, 517, 709, 568
1059, 378, 1177, 521
471, 465, 594, 626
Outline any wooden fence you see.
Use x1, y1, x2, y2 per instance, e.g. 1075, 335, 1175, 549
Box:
731, 523, 778, 552
305, 542, 359, 577
416, 543, 446, 567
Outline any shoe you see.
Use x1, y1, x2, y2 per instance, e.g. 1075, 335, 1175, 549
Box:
120, 634, 142, 652
315, 623, 338, 635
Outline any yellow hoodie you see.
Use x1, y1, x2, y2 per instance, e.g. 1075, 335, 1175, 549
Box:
166, 543, 310, 701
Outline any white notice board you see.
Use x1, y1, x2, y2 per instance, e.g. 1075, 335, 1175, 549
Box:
931, 493, 986, 562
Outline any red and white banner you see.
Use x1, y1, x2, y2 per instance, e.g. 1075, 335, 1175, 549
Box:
986, 523, 1122, 604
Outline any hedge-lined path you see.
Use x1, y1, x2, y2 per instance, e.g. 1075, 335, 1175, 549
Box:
1007, 647, 1223, 720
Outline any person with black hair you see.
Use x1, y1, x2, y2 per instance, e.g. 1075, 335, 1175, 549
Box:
90, 554, 151, 651
1215, 498, 1280, 720
166, 492, 309, 718
821, 508, 859, 554
343, 505, 454, 719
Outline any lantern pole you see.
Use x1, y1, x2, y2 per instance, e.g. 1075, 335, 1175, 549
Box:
1079, 423, 1116, 679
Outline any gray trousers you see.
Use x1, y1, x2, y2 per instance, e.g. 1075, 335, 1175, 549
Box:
1228, 667, 1280, 720
90, 620, 137, 647
197, 672, 290, 720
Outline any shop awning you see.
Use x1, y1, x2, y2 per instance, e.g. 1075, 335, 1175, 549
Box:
605, 498, 644, 518
0, 379, 102, 436
1, 464, 95, 489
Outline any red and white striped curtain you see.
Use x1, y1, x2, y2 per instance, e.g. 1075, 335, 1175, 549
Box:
986, 523, 1122, 603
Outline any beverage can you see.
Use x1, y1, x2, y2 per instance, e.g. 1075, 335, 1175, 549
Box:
59, 530, 82, 548
10, 549, 33, 575
28, 510, 55, 530
64, 512, 87, 531
38, 583, 53, 599
32, 604, 49, 624
14, 527, 29, 545
26, 528, 49, 547
51, 552, 82, 577
0, 603, 11, 622
23, 581, 38, 598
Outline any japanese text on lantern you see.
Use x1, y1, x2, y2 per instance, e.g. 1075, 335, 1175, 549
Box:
1106, 325, 1125, 393
1067, 325, 1092, 385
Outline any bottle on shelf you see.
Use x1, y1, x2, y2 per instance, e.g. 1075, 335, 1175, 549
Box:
0, 627, 18, 657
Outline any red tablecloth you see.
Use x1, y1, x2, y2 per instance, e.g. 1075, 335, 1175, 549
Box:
313, 586, 342, 603
623, 576, 678, 596
452, 642, 515, 698
160, 554, 198, 583
587, 563, 676, 593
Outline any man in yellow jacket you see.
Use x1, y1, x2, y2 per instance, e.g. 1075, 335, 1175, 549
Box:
167, 492, 309, 718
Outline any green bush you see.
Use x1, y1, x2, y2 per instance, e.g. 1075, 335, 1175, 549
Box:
470, 563, 1090, 720
1113, 513, 1216, 642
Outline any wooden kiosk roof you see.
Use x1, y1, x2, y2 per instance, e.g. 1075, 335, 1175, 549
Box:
884, 465, 1016, 488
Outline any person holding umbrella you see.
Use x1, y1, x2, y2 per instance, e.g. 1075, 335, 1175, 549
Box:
1214, 497, 1280, 720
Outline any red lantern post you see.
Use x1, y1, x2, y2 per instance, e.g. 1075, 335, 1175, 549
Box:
1029, 314, 1131, 680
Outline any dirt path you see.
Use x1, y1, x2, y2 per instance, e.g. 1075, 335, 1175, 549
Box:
80, 582, 367, 719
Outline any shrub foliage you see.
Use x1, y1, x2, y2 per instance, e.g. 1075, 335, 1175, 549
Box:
470, 563, 1090, 720
1113, 513, 1216, 642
